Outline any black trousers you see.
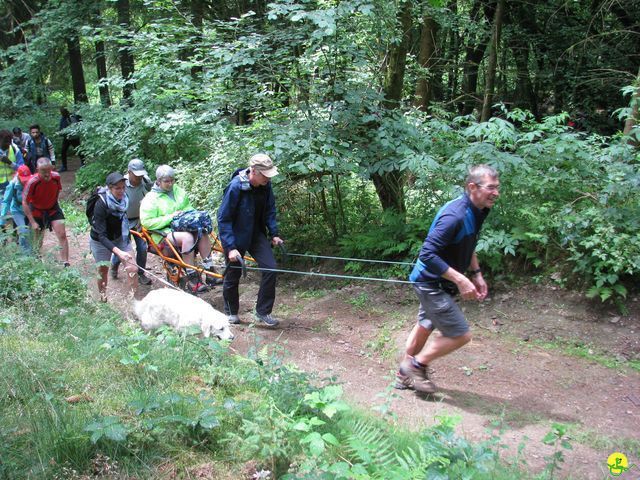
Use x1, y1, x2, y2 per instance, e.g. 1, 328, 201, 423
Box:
223, 233, 277, 316
61, 137, 84, 168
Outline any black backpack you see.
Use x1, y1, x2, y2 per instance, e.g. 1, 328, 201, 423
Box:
85, 186, 107, 225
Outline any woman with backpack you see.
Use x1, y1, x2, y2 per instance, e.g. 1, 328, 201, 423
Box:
89, 172, 138, 302
139, 165, 216, 294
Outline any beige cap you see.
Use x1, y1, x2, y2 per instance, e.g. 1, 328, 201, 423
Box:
249, 154, 278, 178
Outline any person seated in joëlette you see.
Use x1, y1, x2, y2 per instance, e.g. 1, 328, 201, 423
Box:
139, 165, 217, 294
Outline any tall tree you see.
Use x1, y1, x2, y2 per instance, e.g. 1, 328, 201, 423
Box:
375, 0, 413, 214
66, 32, 88, 103
94, 38, 110, 106
117, 0, 135, 104
481, 0, 505, 121
414, 3, 439, 111
461, 0, 492, 115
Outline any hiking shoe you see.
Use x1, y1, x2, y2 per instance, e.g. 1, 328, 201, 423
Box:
394, 370, 414, 390
254, 312, 280, 327
398, 358, 436, 394
110, 265, 119, 279
228, 314, 240, 325
138, 273, 152, 285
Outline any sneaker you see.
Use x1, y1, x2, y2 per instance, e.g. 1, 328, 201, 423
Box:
58, 166, 67, 172
398, 358, 436, 394
228, 314, 240, 325
254, 312, 280, 327
110, 265, 119, 279
188, 281, 208, 294
138, 273, 152, 285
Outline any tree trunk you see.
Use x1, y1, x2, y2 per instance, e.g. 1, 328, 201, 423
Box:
481, 0, 505, 122
414, 6, 439, 111
510, 39, 539, 118
446, 0, 460, 105
117, 0, 135, 104
376, 0, 413, 215
66, 33, 88, 103
371, 171, 407, 213
95, 39, 111, 106
382, 0, 412, 109
461, 0, 492, 115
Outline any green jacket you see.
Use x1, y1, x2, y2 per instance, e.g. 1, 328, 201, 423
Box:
140, 184, 193, 244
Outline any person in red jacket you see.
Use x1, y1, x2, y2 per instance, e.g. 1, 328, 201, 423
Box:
22, 157, 70, 266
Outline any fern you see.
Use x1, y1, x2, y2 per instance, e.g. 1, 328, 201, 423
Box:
344, 419, 396, 477
343, 420, 445, 479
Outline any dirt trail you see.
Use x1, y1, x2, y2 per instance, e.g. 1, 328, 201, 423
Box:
45, 162, 640, 479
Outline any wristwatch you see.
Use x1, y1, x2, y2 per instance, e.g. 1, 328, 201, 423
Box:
468, 268, 482, 276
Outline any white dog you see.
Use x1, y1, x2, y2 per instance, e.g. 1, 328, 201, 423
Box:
134, 288, 234, 340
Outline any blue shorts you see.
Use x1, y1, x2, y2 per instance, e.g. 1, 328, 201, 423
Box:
413, 284, 469, 338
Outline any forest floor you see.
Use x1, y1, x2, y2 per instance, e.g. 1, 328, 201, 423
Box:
46, 161, 640, 479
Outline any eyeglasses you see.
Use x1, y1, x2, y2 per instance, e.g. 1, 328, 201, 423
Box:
476, 183, 501, 192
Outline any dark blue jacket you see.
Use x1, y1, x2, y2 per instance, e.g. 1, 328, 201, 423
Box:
217, 168, 279, 251
409, 193, 489, 289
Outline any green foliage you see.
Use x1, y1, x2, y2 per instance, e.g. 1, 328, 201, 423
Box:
539, 423, 572, 480
0, 246, 528, 479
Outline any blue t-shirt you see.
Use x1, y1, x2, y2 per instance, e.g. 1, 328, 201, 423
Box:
409, 193, 489, 291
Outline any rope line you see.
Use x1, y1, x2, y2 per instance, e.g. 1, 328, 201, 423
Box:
283, 252, 415, 266
229, 264, 413, 284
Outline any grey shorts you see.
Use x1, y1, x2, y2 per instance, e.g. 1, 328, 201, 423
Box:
414, 284, 469, 337
89, 238, 132, 264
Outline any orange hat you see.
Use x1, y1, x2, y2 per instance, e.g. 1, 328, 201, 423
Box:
16, 165, 32, 185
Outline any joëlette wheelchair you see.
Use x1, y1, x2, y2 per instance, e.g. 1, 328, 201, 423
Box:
131, 227, 252, 292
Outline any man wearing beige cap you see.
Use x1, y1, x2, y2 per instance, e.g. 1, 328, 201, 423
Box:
217, 153, 284, 327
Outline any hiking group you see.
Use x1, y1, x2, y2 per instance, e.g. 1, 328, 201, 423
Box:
87, 154, 285, 331
2, 114, 501, 394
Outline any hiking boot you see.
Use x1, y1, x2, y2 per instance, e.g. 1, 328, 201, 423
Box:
138, 273, 152, 285
394, 370, 414, 390
110, 264, 119, 279
254, 312, 280, 327
228, 314, 240, 325
398, 358, 436, 394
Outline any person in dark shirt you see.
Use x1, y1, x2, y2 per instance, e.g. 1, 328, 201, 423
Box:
89, 172, 139, 302
217, 154, 283, 327
58, 107, 85, 172
397, 164, 500, 394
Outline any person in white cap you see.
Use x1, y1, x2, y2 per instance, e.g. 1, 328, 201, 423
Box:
217, 153, 284, 327
110, 158, 153, 285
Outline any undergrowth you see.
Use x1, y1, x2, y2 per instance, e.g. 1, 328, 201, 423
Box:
0, 244, 536, 479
